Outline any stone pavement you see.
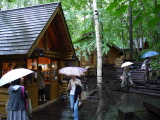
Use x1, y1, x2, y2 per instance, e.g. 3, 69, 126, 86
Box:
30, 90, 99, 120
29, 77, 160, 120
30, 77, 99, 120
103, 80, 160, 120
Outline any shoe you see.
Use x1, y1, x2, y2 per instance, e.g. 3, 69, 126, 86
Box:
39, 99, 42, 101
121, 84, 125, 88
78, 104, 82, 107
44, 99, 46, 101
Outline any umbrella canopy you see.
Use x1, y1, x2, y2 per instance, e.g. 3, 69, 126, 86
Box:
85, 66, 90, 70
74, 67, 87, 72
121, 62, 133, 68
0, 68, 34, 86
142, 51, 159, 58
59, 67, 84, 76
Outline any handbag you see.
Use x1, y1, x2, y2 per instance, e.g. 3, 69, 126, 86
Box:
21, 86, 29, 110
78, 91, 87, 101
120, 76, 124, 80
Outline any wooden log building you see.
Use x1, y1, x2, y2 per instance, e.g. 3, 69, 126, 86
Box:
0, 1, 75, 113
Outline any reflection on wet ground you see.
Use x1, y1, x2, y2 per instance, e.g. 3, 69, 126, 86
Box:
30, 77, 160, 120
30, 77, 99, 120
30, 92, 99, 120
104, 82, 160, 120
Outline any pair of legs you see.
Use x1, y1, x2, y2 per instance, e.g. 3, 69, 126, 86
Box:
70, 95, 79, 120
121, 77, 134, 85
38, 89, 46, 101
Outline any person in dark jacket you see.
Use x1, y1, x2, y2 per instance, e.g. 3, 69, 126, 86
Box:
37, 66, 46, 101
7, 78, 28, 120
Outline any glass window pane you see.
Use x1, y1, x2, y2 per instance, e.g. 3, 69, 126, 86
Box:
38, 57, 50, 81
51, 61, 57, 79
27, 59, 37, 84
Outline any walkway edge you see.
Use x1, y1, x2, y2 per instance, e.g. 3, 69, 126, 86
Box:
32, 99, 58, 112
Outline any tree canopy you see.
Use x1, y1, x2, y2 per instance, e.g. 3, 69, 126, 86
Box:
1, 0, 160, 61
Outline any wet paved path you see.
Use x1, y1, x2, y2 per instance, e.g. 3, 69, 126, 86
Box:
103, 82, 160, 120
29, 77, 160, 120
30, 77, 99, 120
30, 92, 99, 120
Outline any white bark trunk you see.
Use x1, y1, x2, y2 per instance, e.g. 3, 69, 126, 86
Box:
93, 0, 102, 88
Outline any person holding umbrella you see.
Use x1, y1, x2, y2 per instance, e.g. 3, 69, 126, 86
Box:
7, 78, 29, 120
68, 76, 82, 120
120, 62, 134, 88
0, 68, 33, 120
141, 51, 159, 83
141, 57, 152, 83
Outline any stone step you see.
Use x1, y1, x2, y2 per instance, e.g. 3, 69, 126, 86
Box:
137, 85, 160, 91
143, 99, 160, 116
136, 89, 160, 94
134, 111, 159, 120
129, 89, 160, 97
118, 106, 146, 120
138, 89, 160, 94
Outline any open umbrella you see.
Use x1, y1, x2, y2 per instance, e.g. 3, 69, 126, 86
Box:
85, 66, 90, 70
0, 68, 34, 86
59, 67, 84, 76
142, 51, 159, 58
121, 62, 133, 68
74, 67, 87, 72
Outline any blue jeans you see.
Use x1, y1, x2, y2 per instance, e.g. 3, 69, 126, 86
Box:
70, 95, 79, 120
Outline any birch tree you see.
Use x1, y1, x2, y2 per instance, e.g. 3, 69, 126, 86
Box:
93, 0, 102, 90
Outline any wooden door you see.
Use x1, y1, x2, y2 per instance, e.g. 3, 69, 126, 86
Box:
26, 58, 38, 109
49, 60, 58, 100
27, 83, 38, 109
50, 80, 58, 100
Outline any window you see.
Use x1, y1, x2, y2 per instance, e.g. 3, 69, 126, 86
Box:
27, 59, 37, 84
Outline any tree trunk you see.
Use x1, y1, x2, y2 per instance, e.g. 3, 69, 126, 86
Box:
0, 2, 1, 11
93, 0, 102, 91
129, 0, 133, 59
140, 0, 157, 52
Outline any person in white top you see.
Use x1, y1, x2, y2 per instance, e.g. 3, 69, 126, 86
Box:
68, 76, 82, 120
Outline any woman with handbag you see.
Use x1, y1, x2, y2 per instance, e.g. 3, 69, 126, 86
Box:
78, 76, 87, 107
68, 76, 82, 120
7, 78, 29, 120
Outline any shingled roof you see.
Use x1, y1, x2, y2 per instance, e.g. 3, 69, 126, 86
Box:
0, 2, 74, 58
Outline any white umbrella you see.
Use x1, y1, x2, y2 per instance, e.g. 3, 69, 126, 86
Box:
59, 67, 84, 76
85, 66, 90, 70
0, 68, 34, 86
74, 67, 87, 72
121, 62, 133, 68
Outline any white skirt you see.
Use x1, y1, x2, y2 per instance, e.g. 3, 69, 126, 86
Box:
7, 110, 28, 120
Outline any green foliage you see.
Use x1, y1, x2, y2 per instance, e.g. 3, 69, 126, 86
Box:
1, 0, 160, 60
133, 16, 143, 25
148, 18, 160, 27
150, 60, 160, 71
113, 5, 128, 16
106, 0, 118, 11
153, 4, 160, 14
